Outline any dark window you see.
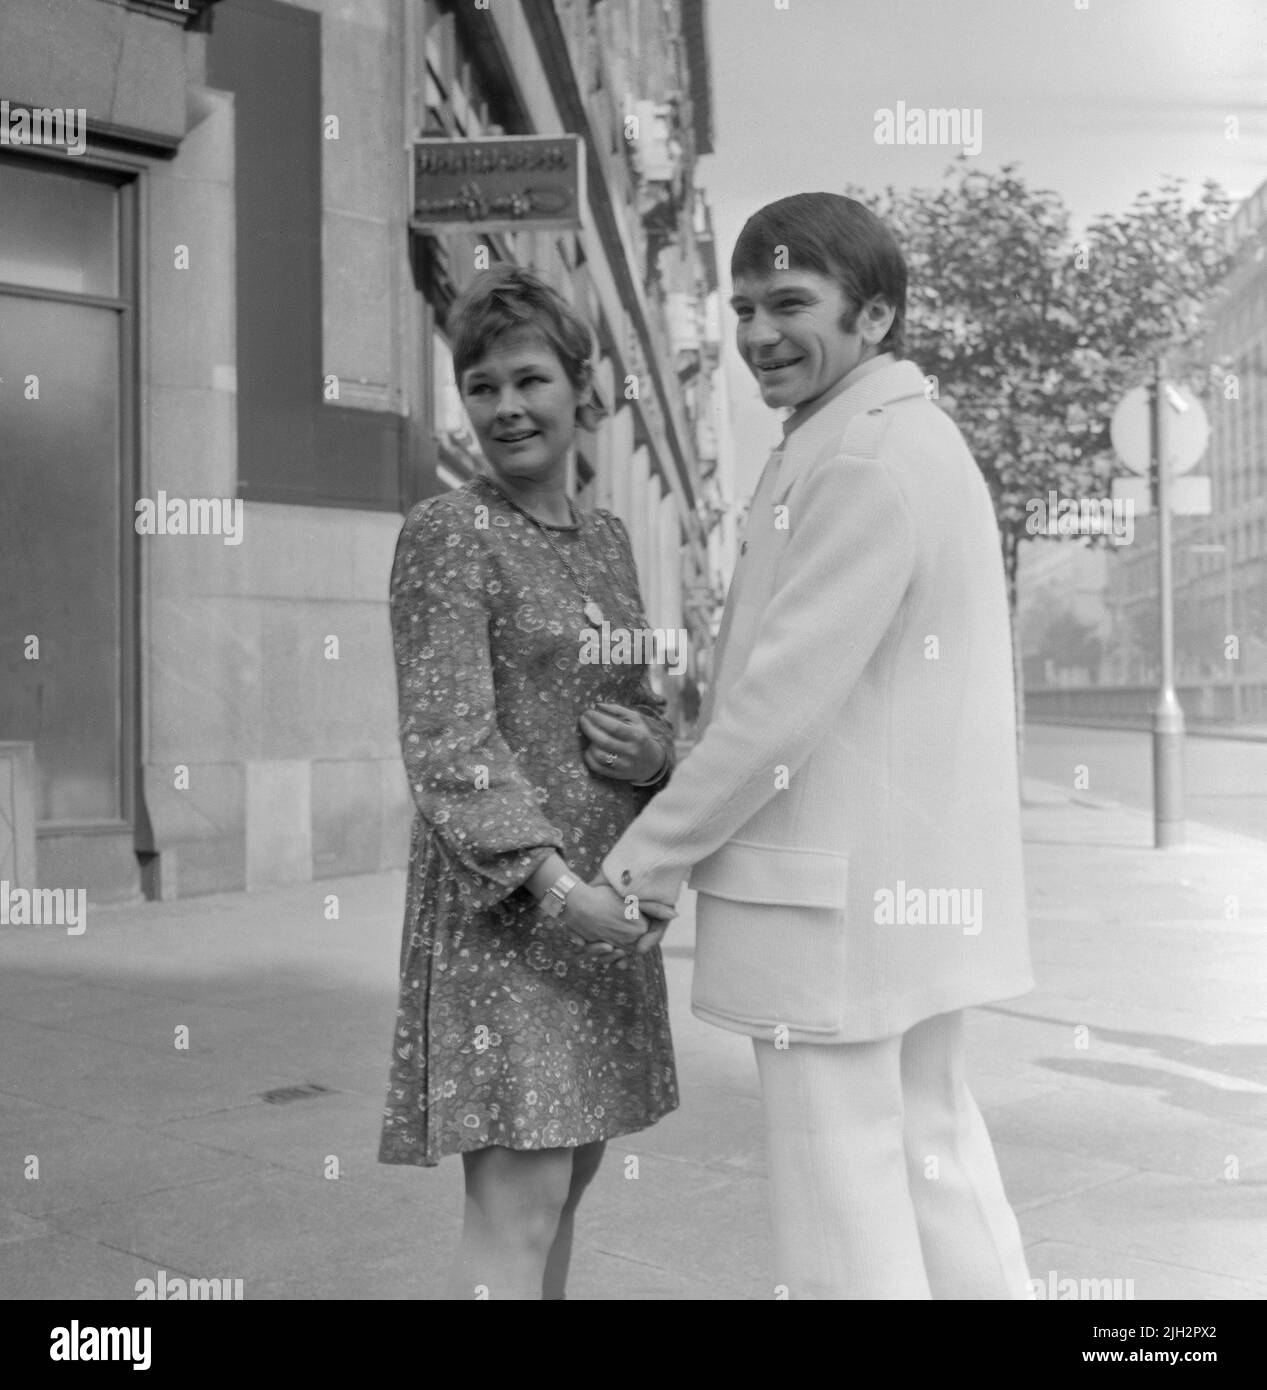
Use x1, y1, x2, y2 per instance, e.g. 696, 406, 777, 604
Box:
0, 155, 135, 826
207, 0, 403, 510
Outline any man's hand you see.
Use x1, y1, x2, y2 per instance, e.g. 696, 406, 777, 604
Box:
580, 703, 668, 784
561, 881, 648, 955
575, 876, 676, 961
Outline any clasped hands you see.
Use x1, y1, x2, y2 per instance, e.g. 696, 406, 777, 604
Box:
562, 875, 675, 963
558, 701, 672, 961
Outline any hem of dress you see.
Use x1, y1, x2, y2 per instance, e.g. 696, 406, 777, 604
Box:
377, 1101, 680, 1170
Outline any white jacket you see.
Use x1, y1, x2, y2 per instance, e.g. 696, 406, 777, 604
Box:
602, 357, 1033, 1042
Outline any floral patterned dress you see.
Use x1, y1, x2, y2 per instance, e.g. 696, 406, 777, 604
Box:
378, 477, 680, 1167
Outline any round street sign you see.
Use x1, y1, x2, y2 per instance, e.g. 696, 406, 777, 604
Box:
1110, 383, 1210, 477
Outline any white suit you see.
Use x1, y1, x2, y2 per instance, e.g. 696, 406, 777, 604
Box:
602, 354, 1033, 1299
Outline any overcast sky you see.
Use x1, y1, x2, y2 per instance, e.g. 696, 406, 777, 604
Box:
695, 0, 1267, 487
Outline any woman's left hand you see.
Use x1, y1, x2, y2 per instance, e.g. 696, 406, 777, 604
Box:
579, 703, 667, 784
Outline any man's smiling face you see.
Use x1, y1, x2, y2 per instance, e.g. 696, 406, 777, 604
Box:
731, 269, 875, 410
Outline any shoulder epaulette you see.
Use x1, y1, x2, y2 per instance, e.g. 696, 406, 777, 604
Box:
837, 405, 893, 461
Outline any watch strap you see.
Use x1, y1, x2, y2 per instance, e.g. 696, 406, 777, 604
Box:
538, 870, 579, 919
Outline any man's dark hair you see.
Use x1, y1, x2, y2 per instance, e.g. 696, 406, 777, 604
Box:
730, 193, 907, 357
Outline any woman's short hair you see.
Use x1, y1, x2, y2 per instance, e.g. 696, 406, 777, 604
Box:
730, 193, 907, 357
447, 263, 607, 431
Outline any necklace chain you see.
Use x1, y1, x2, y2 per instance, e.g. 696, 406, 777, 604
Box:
484, 481, 606, 623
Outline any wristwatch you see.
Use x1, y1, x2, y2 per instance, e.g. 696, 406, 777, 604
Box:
537, 870, 579, 920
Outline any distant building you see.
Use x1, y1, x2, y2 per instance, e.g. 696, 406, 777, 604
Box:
0, 0, 726, 902
1102, 176, 1267, 688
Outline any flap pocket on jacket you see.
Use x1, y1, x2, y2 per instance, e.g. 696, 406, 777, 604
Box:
688, 840, 849, 910
692, 895, 848, 1034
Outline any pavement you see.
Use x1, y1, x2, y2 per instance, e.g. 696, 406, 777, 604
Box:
1, 777, 1265, 1301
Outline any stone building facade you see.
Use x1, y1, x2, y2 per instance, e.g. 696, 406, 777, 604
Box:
0, 0, 729, 902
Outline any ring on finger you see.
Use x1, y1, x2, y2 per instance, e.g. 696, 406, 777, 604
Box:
603, 750, 617, 766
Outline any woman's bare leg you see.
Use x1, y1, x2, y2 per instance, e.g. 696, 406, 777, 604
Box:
447, 1146, 575, 1300
542, 1140, 607, 1300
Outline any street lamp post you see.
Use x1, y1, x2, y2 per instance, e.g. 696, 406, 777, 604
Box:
1151, 358, 1185, 848
1111, 362, 1210, 847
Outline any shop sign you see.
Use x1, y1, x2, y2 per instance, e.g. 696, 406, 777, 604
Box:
411, 134, 584, 233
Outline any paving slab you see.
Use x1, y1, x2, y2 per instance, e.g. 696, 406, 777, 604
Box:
1020, 1170, 1267, 1285
0, 1091, 259, 1219
995, 1141, 1139, 1213
43, 1167, 454, 1300
1023, 1238, 1267, 1301
568, 1155, 771, 1300
987, 1078, 1267, 1181
568, 1245, 742, 1301
0, 1019, 299, 1127
156, 1089, 387, 1183
0, 1232, 167, 1301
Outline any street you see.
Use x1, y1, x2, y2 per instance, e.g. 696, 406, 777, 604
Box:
1024, 721, 1267, 843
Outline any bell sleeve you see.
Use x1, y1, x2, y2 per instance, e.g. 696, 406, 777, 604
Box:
390, 496, 566, 908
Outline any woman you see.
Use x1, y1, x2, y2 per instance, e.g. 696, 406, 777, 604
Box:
378, 264, 679, 1300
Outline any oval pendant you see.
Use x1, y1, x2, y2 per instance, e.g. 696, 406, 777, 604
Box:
584, 600, 605, 626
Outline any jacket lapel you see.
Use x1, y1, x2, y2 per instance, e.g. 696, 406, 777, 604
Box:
699, 442, 786, 729
699, 360, 929, 728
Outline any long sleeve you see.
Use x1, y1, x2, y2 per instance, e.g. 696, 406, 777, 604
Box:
628, 682, 676, 790
391, 497, 565, 908
600, 452, 918, 903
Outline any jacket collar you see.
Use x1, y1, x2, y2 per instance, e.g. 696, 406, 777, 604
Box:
780, 355, 929, 457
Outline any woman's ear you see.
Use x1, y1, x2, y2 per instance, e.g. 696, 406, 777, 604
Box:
574, 359, 608, 431
576, 392, 608, 432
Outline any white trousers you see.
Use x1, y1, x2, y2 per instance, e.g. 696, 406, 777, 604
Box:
752, 1009, 1031, 1300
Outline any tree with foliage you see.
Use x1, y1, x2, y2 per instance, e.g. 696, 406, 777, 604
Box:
1024, 602, 1105, 683
849, 162, 1233, 758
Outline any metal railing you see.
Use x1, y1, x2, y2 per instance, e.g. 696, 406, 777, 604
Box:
1026, 679, 1267, 725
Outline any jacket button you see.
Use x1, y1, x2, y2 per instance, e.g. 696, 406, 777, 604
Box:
740, 541, 748, 555
620, 870, 631, 886
867, 407, 883, 415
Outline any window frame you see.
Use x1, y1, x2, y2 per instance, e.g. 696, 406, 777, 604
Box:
0, 147, 141, 834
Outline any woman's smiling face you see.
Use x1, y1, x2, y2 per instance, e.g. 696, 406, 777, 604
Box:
459, 331, 583, 484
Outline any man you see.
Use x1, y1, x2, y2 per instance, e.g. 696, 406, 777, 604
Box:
583, 192, 1034, 1299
